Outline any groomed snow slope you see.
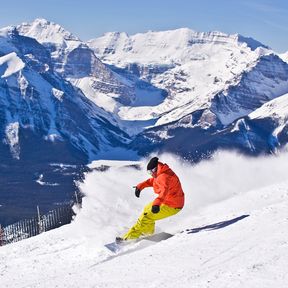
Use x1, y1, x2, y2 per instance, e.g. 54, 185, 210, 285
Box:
1, 152, 288, 287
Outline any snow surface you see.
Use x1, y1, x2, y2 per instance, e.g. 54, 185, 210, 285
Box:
35, 174, 59, 187
279, 51, 288, 63
4, 121, 20, 159
51, 87, 64, 101
17, 18, 81, 47
249, 93, 288, 138
249, 93, 288, 120
1, 152, 288, 287
0, 52, 25, 78
88, 28, 265, 66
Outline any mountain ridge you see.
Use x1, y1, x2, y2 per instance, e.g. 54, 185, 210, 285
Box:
2, 17, 288, 159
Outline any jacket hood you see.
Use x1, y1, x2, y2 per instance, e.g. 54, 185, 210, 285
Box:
157, 162, 170, 176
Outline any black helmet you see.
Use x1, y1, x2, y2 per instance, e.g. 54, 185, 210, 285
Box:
147, 157, 159, 171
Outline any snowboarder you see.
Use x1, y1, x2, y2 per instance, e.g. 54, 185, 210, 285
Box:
117, 157, 184, 243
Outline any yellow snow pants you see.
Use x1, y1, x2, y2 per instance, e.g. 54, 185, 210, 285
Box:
123, 202, 182, 240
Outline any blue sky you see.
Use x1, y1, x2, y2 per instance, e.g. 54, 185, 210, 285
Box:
1, 0, 288, 52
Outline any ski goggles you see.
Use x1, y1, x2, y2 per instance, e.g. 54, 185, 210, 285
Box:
147, 167, 157, 176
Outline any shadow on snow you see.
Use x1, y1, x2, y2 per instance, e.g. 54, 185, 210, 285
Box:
185, 215, 250, 234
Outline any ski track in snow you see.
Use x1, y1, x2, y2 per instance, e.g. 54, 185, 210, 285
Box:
1, 152, 288, 287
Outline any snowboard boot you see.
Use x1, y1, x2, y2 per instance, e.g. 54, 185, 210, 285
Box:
115, 237, 124, 244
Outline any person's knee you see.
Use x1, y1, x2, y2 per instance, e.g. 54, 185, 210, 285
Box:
143, 202, 153, 212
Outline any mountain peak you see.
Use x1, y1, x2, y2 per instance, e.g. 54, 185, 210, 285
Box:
0, 25, 17, 37
17, 18, 81, 45
32, 18, 51, 25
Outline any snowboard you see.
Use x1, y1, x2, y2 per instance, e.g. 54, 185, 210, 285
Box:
105, 232, 174, 253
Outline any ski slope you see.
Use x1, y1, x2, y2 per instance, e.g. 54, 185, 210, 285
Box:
1, 152, 288, 287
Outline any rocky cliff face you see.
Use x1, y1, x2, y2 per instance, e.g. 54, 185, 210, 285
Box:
17, 19, 136, 107
211, 54, 288, 125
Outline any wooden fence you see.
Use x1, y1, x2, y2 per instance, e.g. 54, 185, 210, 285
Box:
0, 204, 76, 246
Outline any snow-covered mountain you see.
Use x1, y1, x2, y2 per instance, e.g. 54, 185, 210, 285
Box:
17, 19, 136, 109
0, 26, 129, 161
87, 28, 288, 157
1, 154, 288, 287
15, 20, 288, 153
0, 24, 131, 224
2, 19, 288, 160
88, 28, 286, 126
249, 92, 288, 122
248, 93, 288, 147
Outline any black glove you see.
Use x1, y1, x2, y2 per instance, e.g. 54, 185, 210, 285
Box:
135, 187, 141, 198
151, 205, 160, 214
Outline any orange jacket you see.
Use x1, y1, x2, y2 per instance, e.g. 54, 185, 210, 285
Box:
137, 162, 185, 208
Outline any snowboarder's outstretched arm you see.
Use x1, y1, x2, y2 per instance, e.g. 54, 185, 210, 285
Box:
134, 178, 154, 198
137, 178, 154, 190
